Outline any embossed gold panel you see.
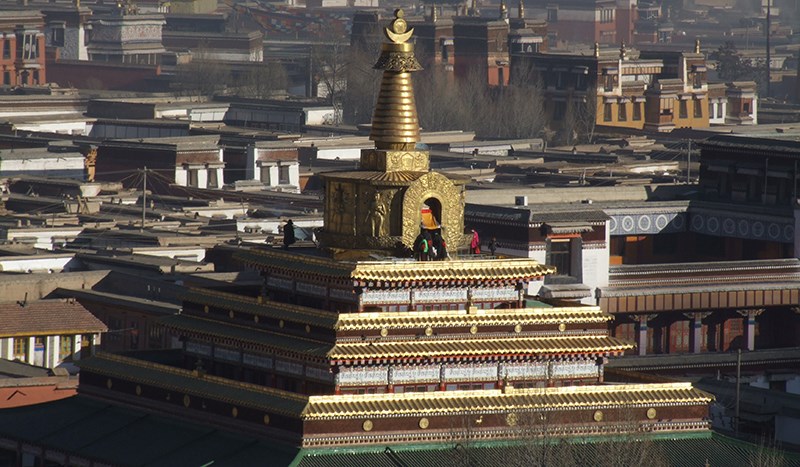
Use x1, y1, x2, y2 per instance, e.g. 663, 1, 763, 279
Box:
402, 172, 466, 250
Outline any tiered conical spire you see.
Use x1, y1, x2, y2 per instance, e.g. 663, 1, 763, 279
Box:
369, 9, 423, 151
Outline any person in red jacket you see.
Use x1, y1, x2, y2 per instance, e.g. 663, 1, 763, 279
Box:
470, 229, 480, 254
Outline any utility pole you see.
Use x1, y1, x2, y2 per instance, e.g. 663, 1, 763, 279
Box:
141, 166, 147, 232
735, 348, 742, 433
687, 139, 692, 184
766, 0, 771, 98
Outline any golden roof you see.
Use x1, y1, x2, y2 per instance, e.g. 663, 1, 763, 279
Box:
237, 248, 555, 283
82, 353, 712, 423
302, 382, 713, 420
350, 258, 555, 282
329, 334, 633, 361
335, 306, 611, 331
160, 312, 628, 362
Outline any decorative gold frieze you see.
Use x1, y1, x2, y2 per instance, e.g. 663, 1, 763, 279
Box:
360, 149, 430, 172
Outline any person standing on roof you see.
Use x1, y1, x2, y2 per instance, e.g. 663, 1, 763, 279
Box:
282, 219, 296, 249
488, 236, 499, 256
470, 229, 481, 254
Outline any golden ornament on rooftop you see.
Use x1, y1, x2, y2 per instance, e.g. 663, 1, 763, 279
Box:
385, 9, 413, 43
370, 8, 423, 151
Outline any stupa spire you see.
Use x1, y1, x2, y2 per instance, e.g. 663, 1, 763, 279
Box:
369, 9, 423, 151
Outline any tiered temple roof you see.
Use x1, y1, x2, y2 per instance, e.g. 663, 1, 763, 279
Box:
61, 9, 716, 462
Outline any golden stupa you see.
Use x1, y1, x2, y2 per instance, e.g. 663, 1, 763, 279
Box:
317, 10, 469, 257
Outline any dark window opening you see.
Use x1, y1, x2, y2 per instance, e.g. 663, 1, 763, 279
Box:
633, 102, 642, 121
549, 239, 572, 276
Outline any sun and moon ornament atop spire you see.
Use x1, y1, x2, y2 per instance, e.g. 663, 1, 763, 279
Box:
369, 9, 423, 151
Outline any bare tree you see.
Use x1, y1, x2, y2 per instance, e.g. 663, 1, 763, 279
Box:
174, 44, 231, 99
562, 87, 598, 146
414, 64, 546, 140
234, 62, 288, 99
415, 66, 471, 132
311, 24, 349, 124
748, 435, 787, 467
446, 393, 671, 467
342, 33, 382, 125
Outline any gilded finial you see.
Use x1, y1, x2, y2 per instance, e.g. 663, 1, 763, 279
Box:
694, 38, 701, 54
518, 0, 525, 19
369, 8, 423, 151
431, 3, 438, 22
593, 42, 600, 58
500, 0, 508, 20
385, 9, 413, 44
470, 0, 479, 16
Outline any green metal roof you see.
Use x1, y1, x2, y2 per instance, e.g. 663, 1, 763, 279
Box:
0, 396, 299, 467
292, 433, 800, 467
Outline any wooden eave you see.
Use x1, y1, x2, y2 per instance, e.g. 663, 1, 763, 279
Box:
78, 352, 308, 418
159, 314, 332, 363
179, 288, 338, 329
600, 286, 800, 314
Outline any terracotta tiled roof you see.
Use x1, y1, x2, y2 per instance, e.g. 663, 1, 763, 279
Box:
0, 299, 107, 337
